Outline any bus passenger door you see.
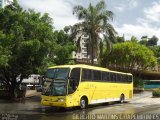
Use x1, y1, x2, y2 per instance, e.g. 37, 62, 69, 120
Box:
68, 68, 80, 106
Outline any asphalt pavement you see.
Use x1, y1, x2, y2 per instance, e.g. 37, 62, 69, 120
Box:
0, 91, 160, 120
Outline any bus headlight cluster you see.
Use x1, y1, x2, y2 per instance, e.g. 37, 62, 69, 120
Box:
58, 98, 65, 102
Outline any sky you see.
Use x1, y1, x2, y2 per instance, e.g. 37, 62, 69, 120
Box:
17, 0, 160, 43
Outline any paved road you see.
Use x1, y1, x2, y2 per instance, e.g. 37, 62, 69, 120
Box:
0, 91, 160, 120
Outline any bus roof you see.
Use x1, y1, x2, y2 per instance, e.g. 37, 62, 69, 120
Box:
48, 64, 132, 75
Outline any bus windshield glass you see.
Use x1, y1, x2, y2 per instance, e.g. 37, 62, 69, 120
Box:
44, 68, 70, 96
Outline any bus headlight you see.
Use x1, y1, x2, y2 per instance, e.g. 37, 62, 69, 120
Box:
58, 98, 65, 102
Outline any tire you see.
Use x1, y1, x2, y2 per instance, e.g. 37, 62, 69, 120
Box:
120, 94, 125, 103
80, 97, 88, 109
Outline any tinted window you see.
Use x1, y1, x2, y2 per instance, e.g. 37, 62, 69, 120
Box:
102, 72, 110, 81
93, 70, 101, 81
110, 73, 117, 82
82, 69, 92, 81
68, 68, 80, 94
120, 75, 124, 82
46, 68, 69, 79
120, 75, 125, 82
125, 75, 128, 82
116, 74, 121, 82
110, 73, 114, 82
121, 75, 130, 83
128, 75, 133, 83
70, 68, 80, 81
113, 73, 117, 82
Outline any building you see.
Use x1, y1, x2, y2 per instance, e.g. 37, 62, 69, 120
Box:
0, 0, 13, 8
72, 32, 89, 59
72, 32, 98, 64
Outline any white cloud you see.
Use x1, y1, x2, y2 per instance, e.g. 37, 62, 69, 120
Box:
18, 0, 79, 30
16, 0, 160, 44
114, 0, 138, 12
144, 1, 160, 22
115, 24, 160, 40
115, 0, 160, 44
128, 0, 138, 8
114, 4, 125, 12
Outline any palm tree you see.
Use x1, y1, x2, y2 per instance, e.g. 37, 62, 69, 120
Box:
72, 0, 116, 65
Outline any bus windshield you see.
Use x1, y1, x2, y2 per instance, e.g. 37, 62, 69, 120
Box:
44, 68, 70, 96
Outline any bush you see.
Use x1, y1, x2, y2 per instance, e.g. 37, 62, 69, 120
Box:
152, 88, 160, 97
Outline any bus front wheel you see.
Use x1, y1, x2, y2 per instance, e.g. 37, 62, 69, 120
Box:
80, 97, 88, 109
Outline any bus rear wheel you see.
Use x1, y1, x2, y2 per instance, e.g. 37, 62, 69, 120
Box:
120, 94, 125, 103
80, 97, 88, 109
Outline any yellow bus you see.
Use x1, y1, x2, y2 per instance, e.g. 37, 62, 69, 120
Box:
41, 64, 133, 109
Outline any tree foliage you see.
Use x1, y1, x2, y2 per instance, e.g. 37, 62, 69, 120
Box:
0, 2, 56, 98
150, 46, 160, 58
101, 41, 157, 71
149, 46, 160, 64
53, 30, 75, 65
147, 35, 158, 46
116, 36, 125, 43
71, 0, 116, 64
139, 35, 159, 46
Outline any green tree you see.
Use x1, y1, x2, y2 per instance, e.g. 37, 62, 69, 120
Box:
71, 0, 116, 65
149, 46, 160, 64
116, 36, 125, 43
150, 46, 160, 58
54, 30, 72, 45
102, 41, 157, 71
0, 31, 10, 67
139, 39, 148, 46
53, 30, 75, 65
0, 2, 56, 98
139, 36, 148, 46
147, 35, 158, 46
141, 36, 148, 40
130, 36, 138, 43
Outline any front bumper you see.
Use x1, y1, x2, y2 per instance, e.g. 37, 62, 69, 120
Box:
41, 100, 67, 107
41, 95, 68, 107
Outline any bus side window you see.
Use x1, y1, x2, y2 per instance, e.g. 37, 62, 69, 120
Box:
82, 69, 92, 81
120, 75, 124, 82
102, 72, 109, 81
113, 73, 117, 82
124, 75, 128, 83
70, 68, 80, 82
128, 76, 132, 83
121, 75, 125, 83
117, 74, 120, 82
68, 68, 80, 94
110, 73, 117, 82
93, 70, 101, 81
110, 73, 113, 82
